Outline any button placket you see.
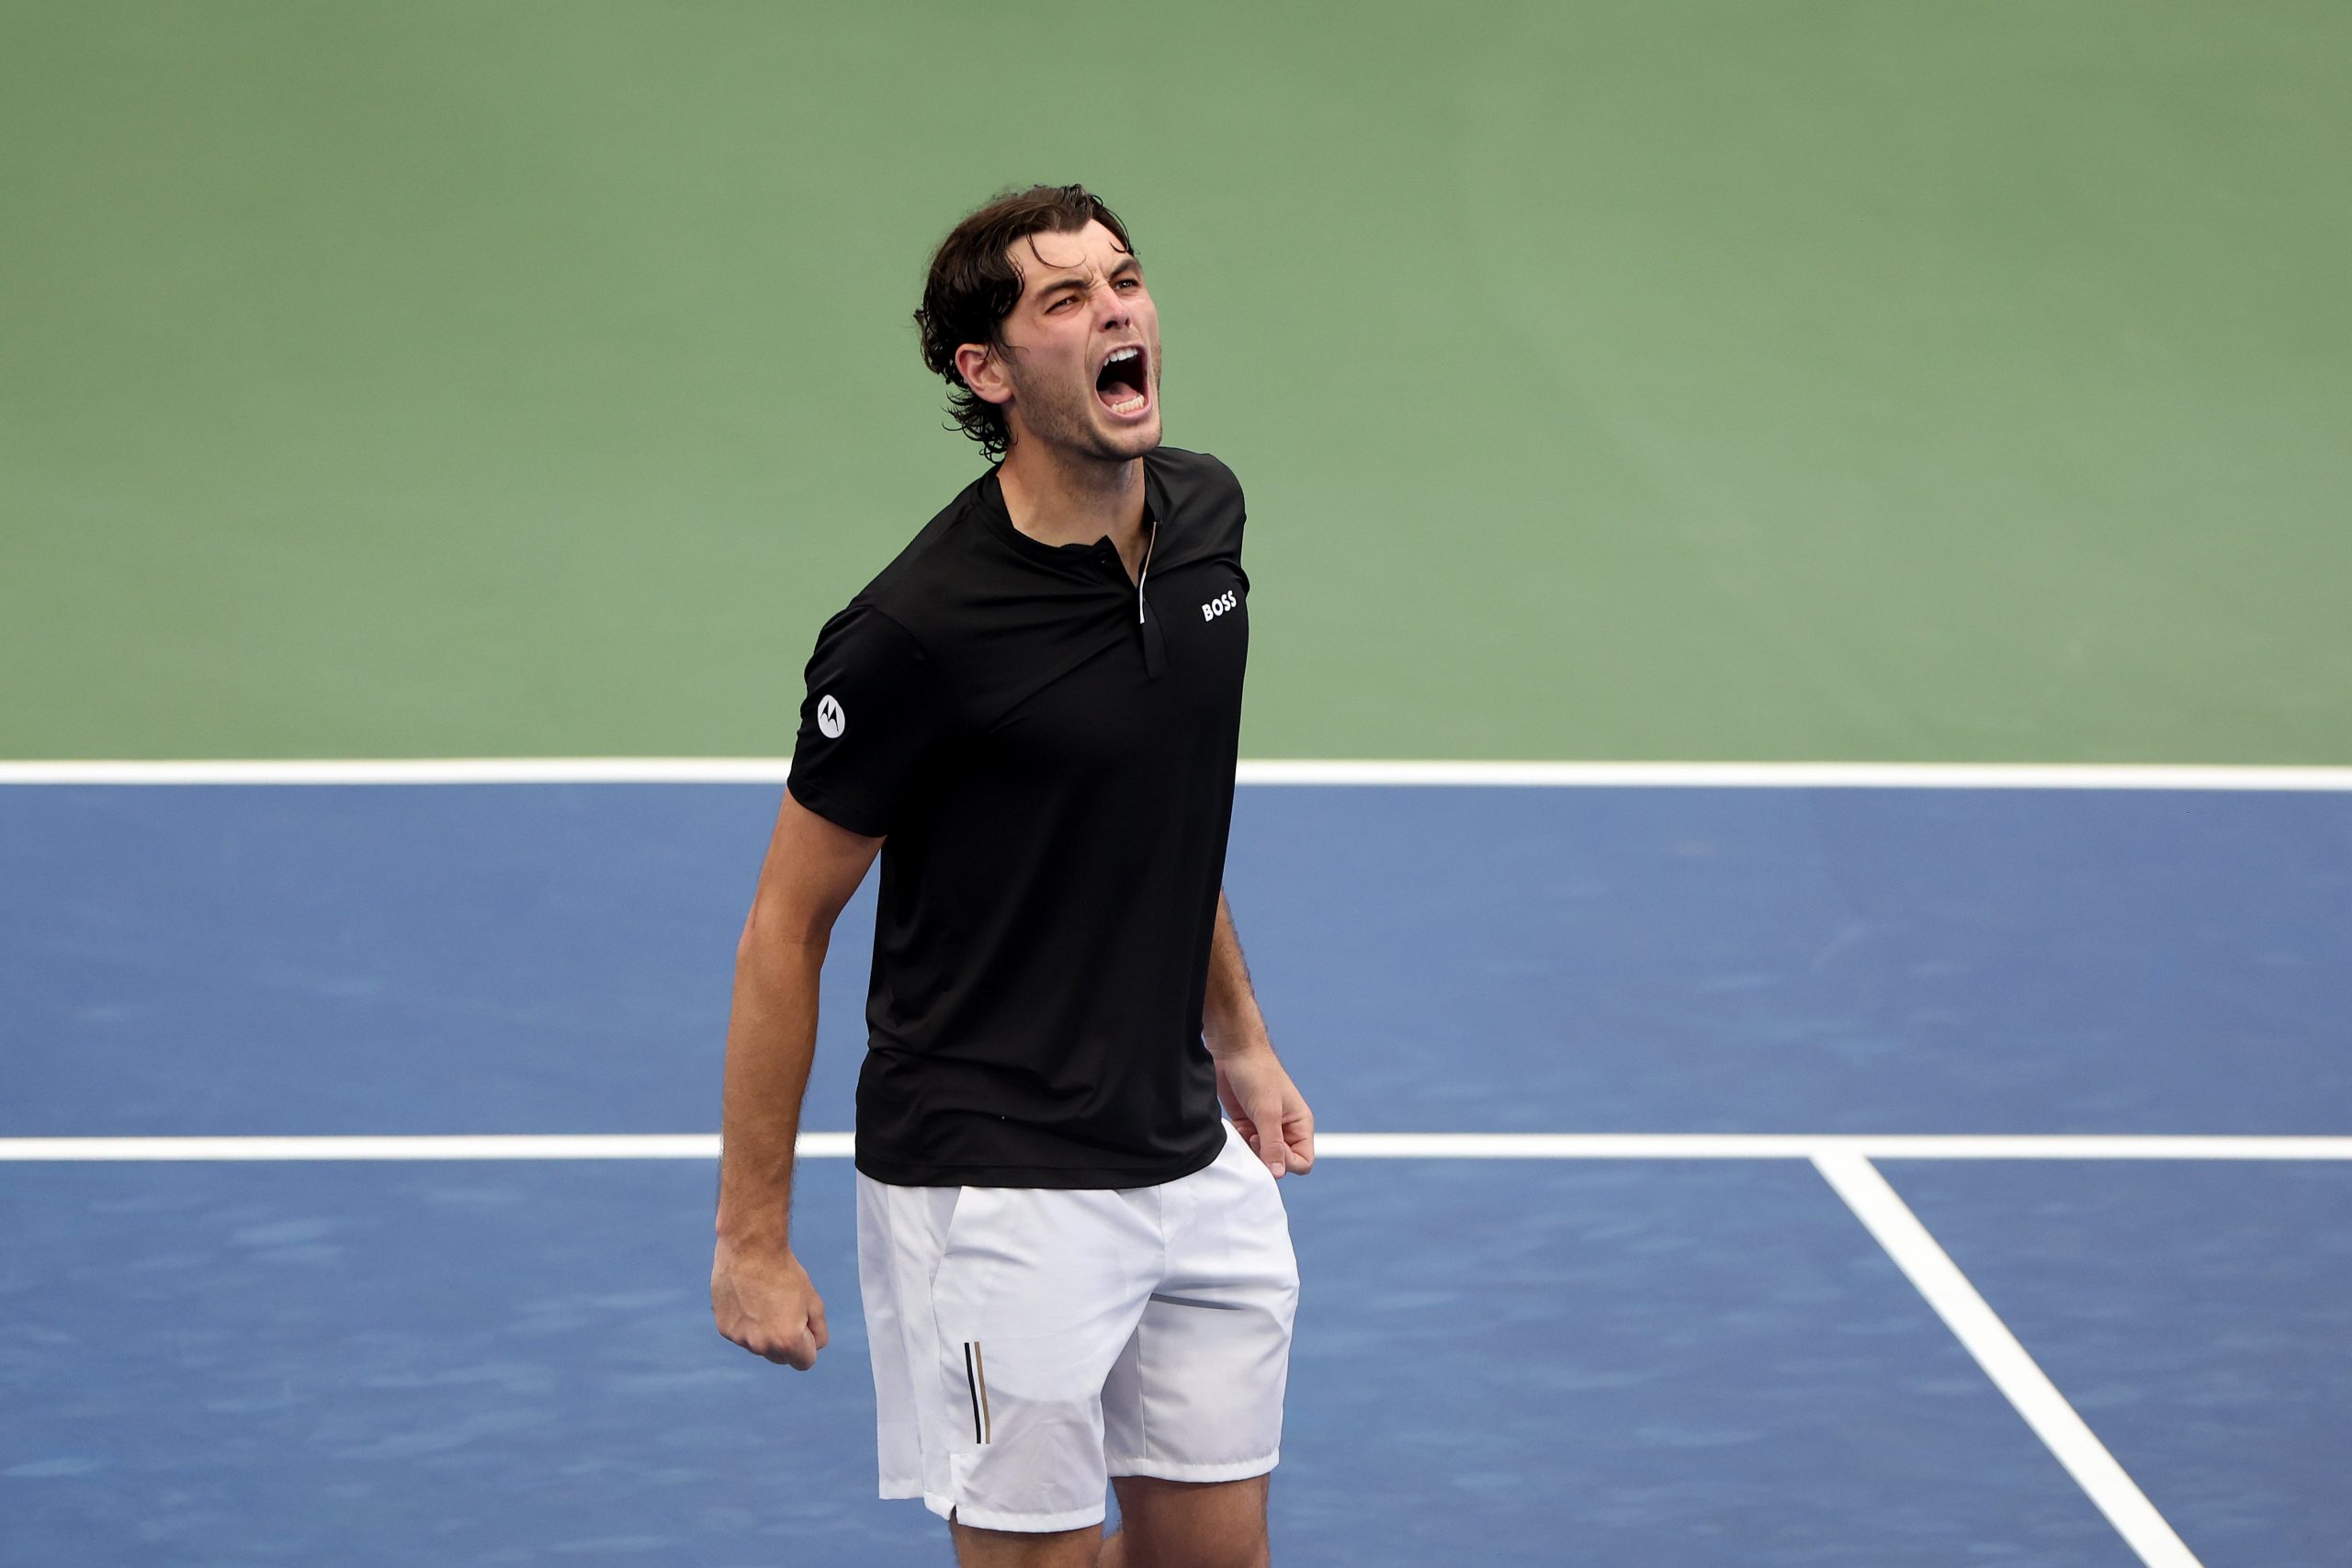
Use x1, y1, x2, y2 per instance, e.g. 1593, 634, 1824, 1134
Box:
1134, 517, 1164, 678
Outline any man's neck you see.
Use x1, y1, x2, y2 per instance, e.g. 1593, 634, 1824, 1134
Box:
996, 439, 1148, 558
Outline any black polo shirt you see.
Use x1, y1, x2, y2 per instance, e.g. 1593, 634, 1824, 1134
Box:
786, 446, 1251, 1189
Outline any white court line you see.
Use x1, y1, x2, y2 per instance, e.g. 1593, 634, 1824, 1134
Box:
0, 759, 797, 785
1241, 760, 2352, 792
0, 1134, 734, 1162
3, 759, 2350, 790
3, 1132, 2348, 1162
1815, 1152, 2203, 1568
1288, 1133, 2352, 1161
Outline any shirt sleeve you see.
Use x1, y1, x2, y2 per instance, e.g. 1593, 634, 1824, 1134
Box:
785, 604, 946, 838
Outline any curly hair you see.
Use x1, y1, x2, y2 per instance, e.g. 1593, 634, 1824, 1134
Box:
914, 184, 1136, 462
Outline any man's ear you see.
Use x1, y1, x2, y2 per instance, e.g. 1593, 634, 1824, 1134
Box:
953, 342, 1013, 408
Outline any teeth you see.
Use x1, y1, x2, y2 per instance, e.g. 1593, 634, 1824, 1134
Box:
1101, 345, 1146, 413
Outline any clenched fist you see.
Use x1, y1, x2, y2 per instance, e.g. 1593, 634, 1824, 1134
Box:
712, 1237, 829, 1371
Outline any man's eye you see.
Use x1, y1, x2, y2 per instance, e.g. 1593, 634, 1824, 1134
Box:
1114, 278, 1139, 290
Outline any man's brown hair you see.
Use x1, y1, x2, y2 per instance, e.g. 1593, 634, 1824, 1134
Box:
914, 184, 1137, 462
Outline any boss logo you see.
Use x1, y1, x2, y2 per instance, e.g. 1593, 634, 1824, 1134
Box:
1200, 590, 1239, 622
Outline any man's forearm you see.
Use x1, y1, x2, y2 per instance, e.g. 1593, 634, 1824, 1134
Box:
1203, 889, 1273, 1059
714, 932, 826, 1251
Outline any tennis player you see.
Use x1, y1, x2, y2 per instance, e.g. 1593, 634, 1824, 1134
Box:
711, 184, 1312, 1568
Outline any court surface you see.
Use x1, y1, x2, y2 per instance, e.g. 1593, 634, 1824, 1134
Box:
5, 772, 2349, 1565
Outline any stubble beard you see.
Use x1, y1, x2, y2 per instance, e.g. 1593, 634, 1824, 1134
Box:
1004, 356, 1160, 468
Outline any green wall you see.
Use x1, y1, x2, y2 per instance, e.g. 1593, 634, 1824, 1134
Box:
5, 2, 2346, 761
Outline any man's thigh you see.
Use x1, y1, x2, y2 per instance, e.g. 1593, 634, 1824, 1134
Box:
1102, 1127, 1299, 1483
863, 1177, 1165, 1531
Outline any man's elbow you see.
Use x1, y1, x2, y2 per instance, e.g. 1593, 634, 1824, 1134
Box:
735, 901, 832, 974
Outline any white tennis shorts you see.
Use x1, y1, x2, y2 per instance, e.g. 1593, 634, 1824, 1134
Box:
855, 1121, 1300, 1533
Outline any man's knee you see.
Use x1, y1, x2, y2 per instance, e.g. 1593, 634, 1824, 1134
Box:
949, 1517, 1104, 1568
1109, 1474, 1271, 1568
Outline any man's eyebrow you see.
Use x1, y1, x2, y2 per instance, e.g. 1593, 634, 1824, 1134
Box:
1028, 254, 1140, 306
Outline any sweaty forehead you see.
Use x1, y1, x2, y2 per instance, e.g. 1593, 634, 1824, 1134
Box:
1013, 221, 1133, 298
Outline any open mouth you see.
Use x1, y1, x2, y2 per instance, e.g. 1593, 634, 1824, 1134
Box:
1094, 344, 1149, 416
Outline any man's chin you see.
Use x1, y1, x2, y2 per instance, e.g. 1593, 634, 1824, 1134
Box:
1090, 412, 1161, 460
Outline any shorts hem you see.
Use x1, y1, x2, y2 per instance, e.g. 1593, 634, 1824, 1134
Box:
1105, 1450, 1280, 1484
919, 1492, 1109, 1533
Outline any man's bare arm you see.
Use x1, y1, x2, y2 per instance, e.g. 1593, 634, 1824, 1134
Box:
1203, 889, 1315, 1177
710, 787, 882, 1371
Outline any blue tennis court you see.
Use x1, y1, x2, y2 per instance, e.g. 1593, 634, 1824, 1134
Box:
5, 776, 2349, 1564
